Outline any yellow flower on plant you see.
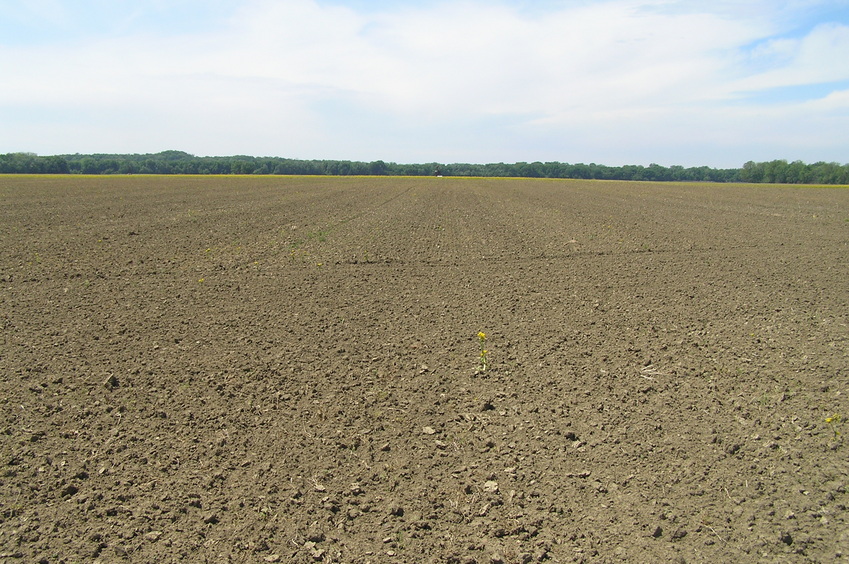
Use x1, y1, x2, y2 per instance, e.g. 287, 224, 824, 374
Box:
826, 413, 842, 437
477, 331, 489, 372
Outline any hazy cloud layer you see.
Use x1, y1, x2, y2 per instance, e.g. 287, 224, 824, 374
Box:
2, 0, 848, 166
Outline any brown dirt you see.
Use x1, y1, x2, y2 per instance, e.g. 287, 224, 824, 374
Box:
1, 175, 847, 563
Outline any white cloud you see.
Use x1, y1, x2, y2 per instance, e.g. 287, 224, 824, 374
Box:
1, 0, 848, 165
734, 22, 849, 91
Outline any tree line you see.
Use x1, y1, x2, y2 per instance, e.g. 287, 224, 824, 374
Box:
1, 150, 847, 184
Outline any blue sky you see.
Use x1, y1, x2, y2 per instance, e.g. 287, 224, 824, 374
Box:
2, 0, 848, 167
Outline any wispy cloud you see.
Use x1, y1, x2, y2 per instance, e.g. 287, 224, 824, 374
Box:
734, 22, 849, 90
1, 0, 847, 166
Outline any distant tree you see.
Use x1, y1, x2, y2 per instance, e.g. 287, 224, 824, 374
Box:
645, 163, 671, 181
231, 160, 255, 174
80, 157, 100, 174
4, 151, 847, 183
369, 160, 388, 175
41, 156, 69, 173
157, 150, 193, 161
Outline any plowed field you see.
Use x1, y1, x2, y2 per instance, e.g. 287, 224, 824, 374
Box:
1, 175, 847, 563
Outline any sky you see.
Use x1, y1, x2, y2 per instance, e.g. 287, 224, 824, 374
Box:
1, 0, 848, 167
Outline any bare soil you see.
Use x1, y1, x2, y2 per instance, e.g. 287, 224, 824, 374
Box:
1, 175, 847, 563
